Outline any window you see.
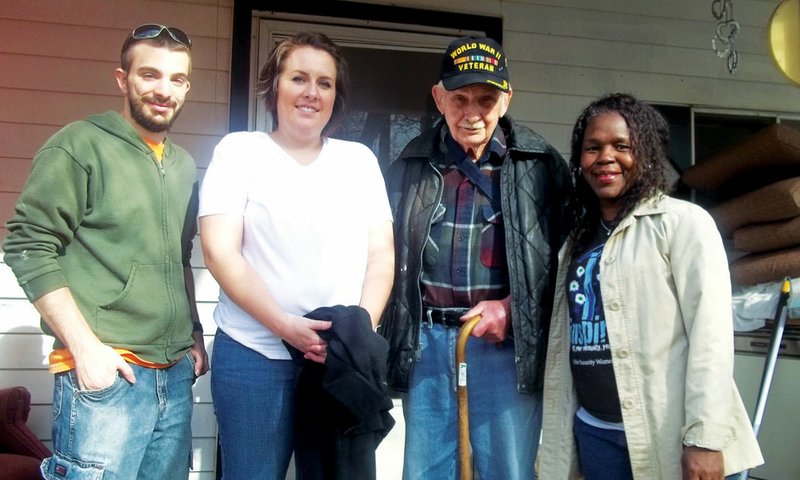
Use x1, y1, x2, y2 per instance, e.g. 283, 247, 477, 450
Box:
656, 106, 800, 207
691, 110, 800, 209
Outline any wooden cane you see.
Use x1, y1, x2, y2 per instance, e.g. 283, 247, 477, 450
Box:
456, 315, 482, 480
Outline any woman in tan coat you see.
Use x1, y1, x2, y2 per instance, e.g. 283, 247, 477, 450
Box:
539, 93, 762, 479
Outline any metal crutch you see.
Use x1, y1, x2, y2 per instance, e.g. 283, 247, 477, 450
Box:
456, 315, 482, 480
741, 276, 792, 480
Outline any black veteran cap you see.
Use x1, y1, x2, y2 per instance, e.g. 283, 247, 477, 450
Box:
440, 36, 509, 92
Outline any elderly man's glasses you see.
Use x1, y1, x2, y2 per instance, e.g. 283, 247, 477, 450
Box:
131, 24, 192, 48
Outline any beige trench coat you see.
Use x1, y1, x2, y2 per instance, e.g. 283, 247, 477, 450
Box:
539, 195, 763, 479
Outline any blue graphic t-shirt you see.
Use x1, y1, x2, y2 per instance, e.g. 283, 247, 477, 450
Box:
567, 233, 622, 423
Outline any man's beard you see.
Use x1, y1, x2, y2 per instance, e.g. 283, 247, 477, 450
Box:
129, 95, 183, 133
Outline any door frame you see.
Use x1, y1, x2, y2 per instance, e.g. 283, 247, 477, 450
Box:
230, 1, 503, 132
249, 17, 481, 133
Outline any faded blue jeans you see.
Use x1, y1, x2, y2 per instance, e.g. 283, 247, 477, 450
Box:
41, 353, 195, 479
211, 328, 298, 480
401, 322, 542, 480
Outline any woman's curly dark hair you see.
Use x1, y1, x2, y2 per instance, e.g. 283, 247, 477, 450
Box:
569, 93, 670, 246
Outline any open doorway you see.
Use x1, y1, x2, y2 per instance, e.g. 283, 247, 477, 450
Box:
249, 16, 482, 170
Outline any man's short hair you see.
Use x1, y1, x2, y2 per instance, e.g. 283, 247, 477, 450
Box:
120, 24, 192, 73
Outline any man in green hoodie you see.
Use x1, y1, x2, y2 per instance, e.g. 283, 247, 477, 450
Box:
3, 24, 208, 479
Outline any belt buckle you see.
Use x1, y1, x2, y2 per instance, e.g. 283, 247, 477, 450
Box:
425, 307, 434, 327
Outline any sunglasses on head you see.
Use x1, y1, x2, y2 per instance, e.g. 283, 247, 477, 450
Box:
131, 24, 192, 48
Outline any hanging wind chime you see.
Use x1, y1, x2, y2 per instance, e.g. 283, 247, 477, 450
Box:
712, 0, 740, 74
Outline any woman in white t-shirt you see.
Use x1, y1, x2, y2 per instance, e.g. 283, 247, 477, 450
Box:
198, 31, 394, 480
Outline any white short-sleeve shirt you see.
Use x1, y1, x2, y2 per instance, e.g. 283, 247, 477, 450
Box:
199, 132, 392, 359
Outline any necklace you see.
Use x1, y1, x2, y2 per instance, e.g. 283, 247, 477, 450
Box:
599, 219, 615, 236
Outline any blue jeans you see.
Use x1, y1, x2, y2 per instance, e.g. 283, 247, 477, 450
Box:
41, 353, 195, 479
574, 415, 743, 480
573, 414, 634, 480
211, 329, 298, 480
401, 323, 542, 480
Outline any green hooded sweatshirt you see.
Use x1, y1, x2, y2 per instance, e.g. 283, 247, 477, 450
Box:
3, 111, 198, 364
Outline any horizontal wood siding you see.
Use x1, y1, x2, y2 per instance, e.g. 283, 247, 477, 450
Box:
498, 0, 800, 154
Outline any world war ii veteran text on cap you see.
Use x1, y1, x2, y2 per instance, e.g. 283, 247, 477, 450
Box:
439, 36, 510, 92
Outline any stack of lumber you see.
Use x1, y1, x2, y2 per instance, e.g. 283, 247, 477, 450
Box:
682, 124, 800, 285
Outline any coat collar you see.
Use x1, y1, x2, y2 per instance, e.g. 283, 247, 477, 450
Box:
390, 115, 551, 168
615, 193, 668, 232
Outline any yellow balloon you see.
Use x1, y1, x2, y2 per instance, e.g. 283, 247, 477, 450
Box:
769, 0, 800, 86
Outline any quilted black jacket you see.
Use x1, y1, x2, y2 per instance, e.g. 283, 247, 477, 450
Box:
379, 115, 572, 394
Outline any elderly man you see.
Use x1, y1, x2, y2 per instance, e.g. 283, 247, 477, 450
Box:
4, 24, 207, 479
381, 36, 572, 479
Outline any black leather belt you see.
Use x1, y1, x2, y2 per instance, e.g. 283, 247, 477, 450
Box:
425, 307, 467, 328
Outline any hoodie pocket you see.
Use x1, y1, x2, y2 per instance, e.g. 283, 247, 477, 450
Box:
95, 263, 177, 345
